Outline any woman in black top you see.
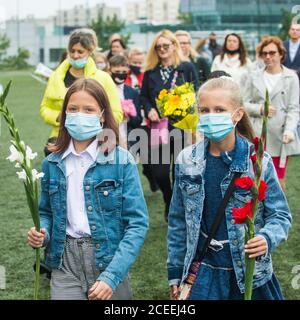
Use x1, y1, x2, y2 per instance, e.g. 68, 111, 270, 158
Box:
140, 29, 199, 221
175, 30, 210, 85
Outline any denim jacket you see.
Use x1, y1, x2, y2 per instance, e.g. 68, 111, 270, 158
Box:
167, 135, 292, 293
39, 146, 149, 291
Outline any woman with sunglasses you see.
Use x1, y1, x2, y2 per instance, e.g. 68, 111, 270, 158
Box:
244, 36, 300, 191
140, 29, 199, 222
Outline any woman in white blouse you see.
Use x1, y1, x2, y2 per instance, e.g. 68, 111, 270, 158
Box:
211, 33, 252, 90
244, 36, 300, 191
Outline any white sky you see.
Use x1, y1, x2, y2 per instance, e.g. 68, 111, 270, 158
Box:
0, 0, 126, 20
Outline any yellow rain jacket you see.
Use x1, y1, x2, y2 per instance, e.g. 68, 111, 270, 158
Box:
40, 57, 123, 138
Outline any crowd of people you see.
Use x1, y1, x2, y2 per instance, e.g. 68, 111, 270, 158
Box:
25, 24, 300, 300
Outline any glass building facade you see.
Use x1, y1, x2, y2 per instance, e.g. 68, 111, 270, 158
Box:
180, 0, 298, 35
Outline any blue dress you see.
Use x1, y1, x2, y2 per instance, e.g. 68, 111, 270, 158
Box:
189, 151, 284, 300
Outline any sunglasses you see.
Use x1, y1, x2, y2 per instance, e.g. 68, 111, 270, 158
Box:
261, 51, 278, 57
155, 43, 172, 51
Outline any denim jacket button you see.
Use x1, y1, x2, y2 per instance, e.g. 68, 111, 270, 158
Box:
103, 191, 109, 197
88, 206, 93, 211
85, 186, 90, 191
91, 226, 96, 231
237, 261, 242, 267
95, 244, 100, 249
231, 219, 235, 225
233, 240, 238, 246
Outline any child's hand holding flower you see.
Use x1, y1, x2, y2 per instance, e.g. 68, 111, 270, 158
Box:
244, 235, 268, 258
27, 227, 47, 248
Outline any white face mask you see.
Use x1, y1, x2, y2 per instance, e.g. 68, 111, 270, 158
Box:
97, 62, 107, 70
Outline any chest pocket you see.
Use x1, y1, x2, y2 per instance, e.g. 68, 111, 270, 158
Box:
179, 175, 202, 215
49, 183, 60, 211
95, 180, 122, 214
232, 189, 253, 207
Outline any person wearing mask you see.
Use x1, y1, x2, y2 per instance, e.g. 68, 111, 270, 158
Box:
211, 33, 252, 90
175, 30, 210, 85
29, 79, 148, 300
244, 36, 300, 191
140, 29, 199, 221
125, 48, 146, 92
208, 32, 221, 59
168, 77, 291, 300
108, 54, 143, 147
94, 51, 109, 72
40, 28, 123, 156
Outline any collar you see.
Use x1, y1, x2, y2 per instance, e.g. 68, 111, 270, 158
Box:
61, 138, 99, 162
189, 134, 250, 173
117, 83, 125, 91
289, 39, 300, 46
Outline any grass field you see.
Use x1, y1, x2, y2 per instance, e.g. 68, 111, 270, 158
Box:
0, 71, 299, 300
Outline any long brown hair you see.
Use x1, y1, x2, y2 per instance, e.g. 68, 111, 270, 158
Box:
220, 33, 248, 66
197, 77, 255, 142
49, 78, 120, 154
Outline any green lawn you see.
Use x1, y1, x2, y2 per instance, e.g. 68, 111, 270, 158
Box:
0, 71, 299, 300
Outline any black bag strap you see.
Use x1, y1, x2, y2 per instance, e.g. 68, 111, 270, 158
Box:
195, 171, 242, 262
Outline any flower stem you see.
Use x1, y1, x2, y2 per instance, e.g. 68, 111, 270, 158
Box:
34, 248, 40, 300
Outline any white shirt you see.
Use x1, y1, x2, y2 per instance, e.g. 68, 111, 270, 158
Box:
289, 39, 300, 62
62, 139, 98, 238
263, 71, 282, 94
211, 54, 252, 88
117, 83, 125, 100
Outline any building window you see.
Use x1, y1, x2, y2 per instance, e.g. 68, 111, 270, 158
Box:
49, 48, 65, 63
39, 48, 44, 63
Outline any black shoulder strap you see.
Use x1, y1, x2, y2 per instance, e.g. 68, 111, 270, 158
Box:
195, 171, 242, 262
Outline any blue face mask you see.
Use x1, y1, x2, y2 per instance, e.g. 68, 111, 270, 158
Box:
65, 112, 103, 141
197, 112, 236, 142
69, 57, 88, 69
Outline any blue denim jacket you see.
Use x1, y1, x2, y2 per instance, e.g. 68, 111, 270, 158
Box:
167, 135, 292, 293
39, 146, 149, 291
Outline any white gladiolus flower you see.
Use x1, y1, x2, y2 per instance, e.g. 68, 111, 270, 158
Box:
16, 170, 27, 180
32, 169, 45, 182
7, 145, 24, 163
26, 146, 37, 161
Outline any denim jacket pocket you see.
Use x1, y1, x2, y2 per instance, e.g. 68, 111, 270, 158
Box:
254, 254, 271, 280
95, 180, 122, 214
49, 183, 60, 211
232, 191, 253, 207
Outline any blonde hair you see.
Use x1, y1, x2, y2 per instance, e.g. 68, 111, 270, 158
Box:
128, 47, 145, 60
175, 30, 199, 62
197, 77, 255, 141
93, 51, 109, 71
144, 29, 187, 71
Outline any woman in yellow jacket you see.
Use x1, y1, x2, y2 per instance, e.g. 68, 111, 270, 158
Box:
40, 28, 123, 155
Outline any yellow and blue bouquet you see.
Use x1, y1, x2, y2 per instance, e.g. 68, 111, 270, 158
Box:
156, 83, 198, 131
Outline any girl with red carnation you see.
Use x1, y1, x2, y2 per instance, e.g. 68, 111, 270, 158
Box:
167, 76, 292, 300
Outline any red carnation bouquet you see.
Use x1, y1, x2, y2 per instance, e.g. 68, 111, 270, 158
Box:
232, 91, 269, 300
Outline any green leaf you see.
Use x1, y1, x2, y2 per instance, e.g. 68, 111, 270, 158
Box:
0, 81, 12, 106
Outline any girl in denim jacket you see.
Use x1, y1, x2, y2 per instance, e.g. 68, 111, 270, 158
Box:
167, 77, 292, 300
28, 78, 148, 300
